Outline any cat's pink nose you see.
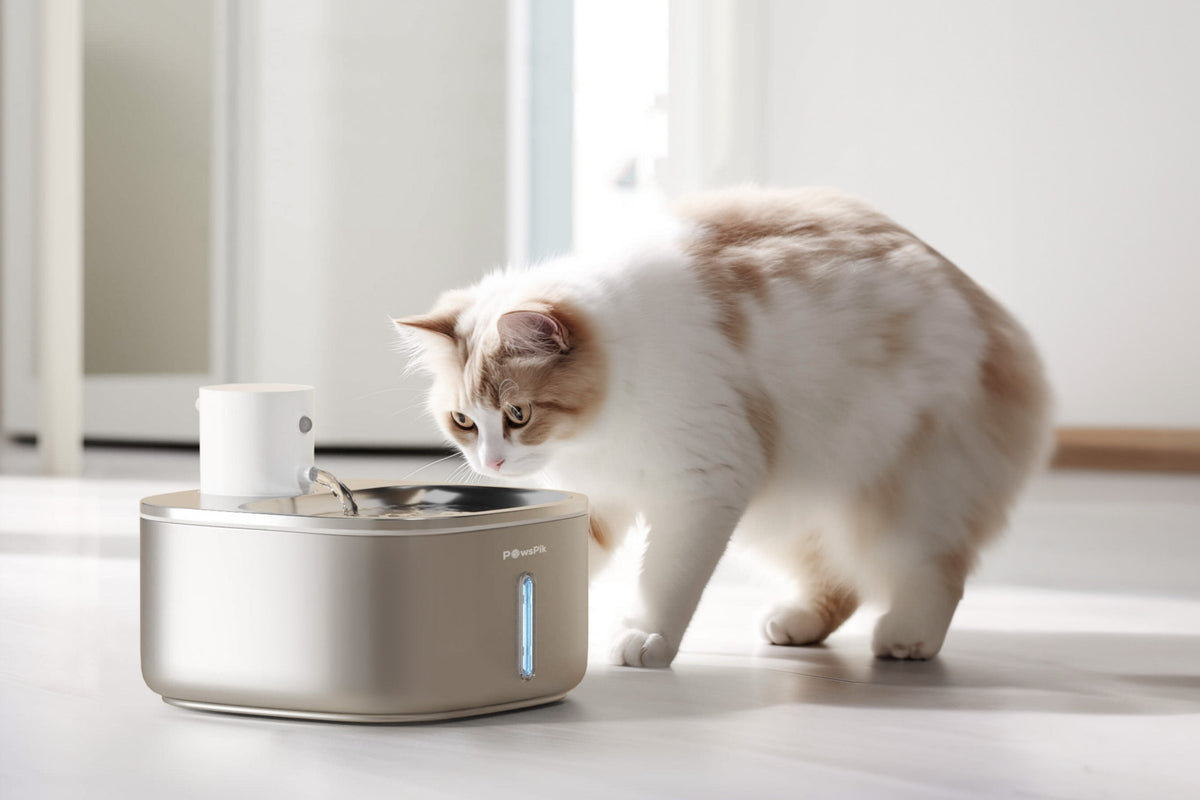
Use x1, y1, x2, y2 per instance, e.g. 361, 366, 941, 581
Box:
487, 457, 505, 472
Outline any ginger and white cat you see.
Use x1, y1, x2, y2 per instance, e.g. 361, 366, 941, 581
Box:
396, 187, 1052, 668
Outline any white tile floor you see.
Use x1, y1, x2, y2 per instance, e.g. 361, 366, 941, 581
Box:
2, 441, 1198, 798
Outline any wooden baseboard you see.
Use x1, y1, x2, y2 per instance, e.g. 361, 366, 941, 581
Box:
1053, 428, 1200, 473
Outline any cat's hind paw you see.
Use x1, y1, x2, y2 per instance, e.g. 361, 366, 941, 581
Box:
609, 628, 674, 668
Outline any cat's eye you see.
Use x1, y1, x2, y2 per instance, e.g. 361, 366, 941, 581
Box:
450, 411, 476, 431
504, 404, 530, 427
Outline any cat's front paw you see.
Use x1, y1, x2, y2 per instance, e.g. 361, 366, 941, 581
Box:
871, 611, 947, 660
608, 628, 675, 668
761, 603, 828, 646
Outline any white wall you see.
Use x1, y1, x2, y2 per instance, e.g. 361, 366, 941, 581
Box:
758, 0, 1200, 427
237, 0, 509, 447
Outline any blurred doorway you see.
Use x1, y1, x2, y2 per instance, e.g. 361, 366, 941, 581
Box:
2, 0, 228, 443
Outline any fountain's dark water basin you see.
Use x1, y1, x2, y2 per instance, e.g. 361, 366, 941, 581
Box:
323, 501, 479, 520
242, 484, 569, 521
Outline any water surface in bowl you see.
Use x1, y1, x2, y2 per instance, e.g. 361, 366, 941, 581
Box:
316, 502, 478, 520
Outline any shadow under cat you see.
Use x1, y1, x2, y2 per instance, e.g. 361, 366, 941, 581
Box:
451, 630, 1200, 727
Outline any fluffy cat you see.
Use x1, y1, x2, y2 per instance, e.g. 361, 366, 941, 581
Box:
395, 187, 1052, 668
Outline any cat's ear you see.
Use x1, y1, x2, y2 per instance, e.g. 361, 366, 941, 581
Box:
498, 309, 570, 356
393, 312, 458, 341
394, 289, 474, 344
394, 302, 465, 374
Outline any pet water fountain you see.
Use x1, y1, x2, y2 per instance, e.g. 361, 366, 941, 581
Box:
140, 384, 589, 722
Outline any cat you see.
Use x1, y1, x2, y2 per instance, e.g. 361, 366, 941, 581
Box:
395, 187, 1053, 668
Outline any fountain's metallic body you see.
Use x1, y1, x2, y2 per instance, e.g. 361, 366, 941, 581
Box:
140, 481, 589, 722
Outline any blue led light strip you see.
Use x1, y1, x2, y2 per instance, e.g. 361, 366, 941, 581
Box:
518, 574, 535, 680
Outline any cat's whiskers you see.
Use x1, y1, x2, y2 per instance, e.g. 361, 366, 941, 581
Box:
389, 401, 430, 418
448, 462, 470, 489
401, 452, 462, 482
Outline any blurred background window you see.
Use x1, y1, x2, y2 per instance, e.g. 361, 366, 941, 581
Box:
572, 0, 668, 252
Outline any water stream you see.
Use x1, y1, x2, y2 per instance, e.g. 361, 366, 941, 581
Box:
308, 467, 359, 516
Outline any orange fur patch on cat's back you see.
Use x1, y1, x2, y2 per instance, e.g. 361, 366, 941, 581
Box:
677, 187, 927, 474
678, 187, 913, 257
677, 187, 916, 349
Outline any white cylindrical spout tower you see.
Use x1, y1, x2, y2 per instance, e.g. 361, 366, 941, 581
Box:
197, 384, 315, 497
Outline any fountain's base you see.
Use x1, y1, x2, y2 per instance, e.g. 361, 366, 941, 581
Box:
163, 692, 570, 723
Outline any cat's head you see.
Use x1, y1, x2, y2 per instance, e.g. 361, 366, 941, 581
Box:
395, 291, 605, 478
